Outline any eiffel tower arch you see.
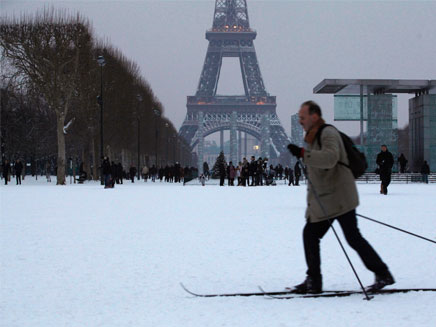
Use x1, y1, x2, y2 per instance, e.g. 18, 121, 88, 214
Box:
179, 0, 290, 172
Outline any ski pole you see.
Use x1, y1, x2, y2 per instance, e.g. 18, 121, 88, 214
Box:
356, 213, 436, 245
297, 158, 372, 301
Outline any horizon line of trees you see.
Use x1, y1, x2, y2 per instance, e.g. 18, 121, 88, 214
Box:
1, 8, 192, 184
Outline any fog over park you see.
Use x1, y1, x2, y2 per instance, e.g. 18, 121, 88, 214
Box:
3, 0, 436, 137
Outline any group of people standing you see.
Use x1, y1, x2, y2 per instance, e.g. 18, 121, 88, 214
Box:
1, 159, 23, 185
101, 156, 194, 188
101, 157, 126, 188
214, 156, 303, 187
1, 158, 55, 184
142, 163, 184, 183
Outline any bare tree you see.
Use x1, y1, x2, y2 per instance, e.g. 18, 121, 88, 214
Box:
1, 9, 93, 184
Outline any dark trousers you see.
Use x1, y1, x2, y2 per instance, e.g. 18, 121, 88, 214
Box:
381, 174, 391, 193
422, 174, 429, 184
16, 174, 21, 184
295, 175, 300, 185
104, 174, 111, 187
303, 209, 388, 279
220, 175, 225, 186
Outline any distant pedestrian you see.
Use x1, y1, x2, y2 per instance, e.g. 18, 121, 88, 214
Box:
228, 162, 235, 186
203, 162, 209, 180
150, 165, 157, 182
142, 165, 149, 182
199, 173, 206, 186
256, 157, 263, 186
2, 160, 11, 185
421, 160, 430, 184
117, 163, 124, 184
219, 160, 226, 186
397, 153, 408, 174
376, 145, 394, 195
15, 159, 23, 185
175, 162, 181, 183
102, 157, 112, 188
129, 165, 137, 183
45, 161, 51, 182
288, 167, 295, 186
294, 162, 301, 186
110, 161, 117, 187
249, 156, 256, 186
235, 162, 242, 186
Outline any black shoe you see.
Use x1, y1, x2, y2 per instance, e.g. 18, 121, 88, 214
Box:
366, 270, 395, 292
291, 276, 322, 294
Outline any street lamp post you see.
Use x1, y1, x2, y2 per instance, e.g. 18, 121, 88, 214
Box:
97, 55, 106, 185
153, 109, 161, 167
165, 123, 169, 165
173, 134, 177, 164
136, 94, 143, 180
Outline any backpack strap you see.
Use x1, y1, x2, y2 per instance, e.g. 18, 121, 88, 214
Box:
315, 124, 332, 148
315, 124, 349, 169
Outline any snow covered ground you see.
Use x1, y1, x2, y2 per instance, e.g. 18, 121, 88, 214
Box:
1, 179, 436, 327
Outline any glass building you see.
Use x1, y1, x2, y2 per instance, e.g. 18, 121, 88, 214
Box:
314, 79, 436, 173
334, 94, 398, 172
409, 94, 436, 172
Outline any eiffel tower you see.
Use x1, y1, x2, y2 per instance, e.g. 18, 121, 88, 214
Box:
179, 0, 290, 172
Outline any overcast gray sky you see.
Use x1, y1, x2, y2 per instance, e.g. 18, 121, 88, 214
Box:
2, 0, 436, 138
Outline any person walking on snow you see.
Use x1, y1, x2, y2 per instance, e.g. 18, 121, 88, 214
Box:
45, 161, 51, 182
2, 160, 11, 185
102, 157, 112, 188
376, 145, 394, 195
286, 100, 394, 294
142, 165, 149, 182
421, 161, 430, 184
199, 173, 206, 186
294, 162, 301, 186
14, 159, 23, 185
397, 153, 408, 174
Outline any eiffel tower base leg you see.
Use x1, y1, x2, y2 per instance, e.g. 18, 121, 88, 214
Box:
238, 130, 242, 163
230, 111, 237, 164
198, 111, 204, 174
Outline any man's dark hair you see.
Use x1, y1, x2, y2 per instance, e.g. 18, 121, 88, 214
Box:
302, 100, 322, 117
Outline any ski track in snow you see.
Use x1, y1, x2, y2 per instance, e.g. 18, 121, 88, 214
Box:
1, 180, 435, 327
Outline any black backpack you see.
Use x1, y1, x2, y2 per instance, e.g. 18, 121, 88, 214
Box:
316, 124, 367, 179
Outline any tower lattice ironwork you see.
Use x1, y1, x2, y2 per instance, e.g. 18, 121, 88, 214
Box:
179, 0, 290, 171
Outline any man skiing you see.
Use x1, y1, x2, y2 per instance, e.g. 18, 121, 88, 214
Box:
287, 100, 394, 294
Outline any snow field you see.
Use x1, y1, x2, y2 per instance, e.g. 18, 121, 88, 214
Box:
1, 180, 436, 327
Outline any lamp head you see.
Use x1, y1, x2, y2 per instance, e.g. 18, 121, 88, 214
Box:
97, 55, 106, 67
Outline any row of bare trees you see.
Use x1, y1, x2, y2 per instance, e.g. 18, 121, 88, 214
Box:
1, 9, 192, 184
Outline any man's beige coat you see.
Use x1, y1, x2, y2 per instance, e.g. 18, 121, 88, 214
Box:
303, 126, 359, 223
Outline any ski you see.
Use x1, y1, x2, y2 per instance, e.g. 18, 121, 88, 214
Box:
180, 283, 292, 297
258, 287, 436, 300
180, 283, 356, 298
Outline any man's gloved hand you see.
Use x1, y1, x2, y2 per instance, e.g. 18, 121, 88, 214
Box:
287, 144, 304, 158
